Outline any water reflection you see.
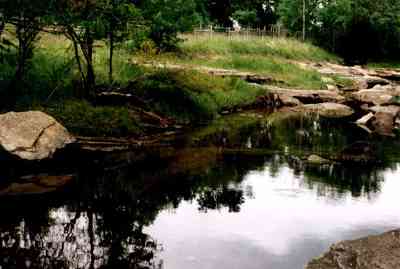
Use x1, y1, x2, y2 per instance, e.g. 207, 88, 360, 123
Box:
148, 163, 400, 269
0, 112, 399, 268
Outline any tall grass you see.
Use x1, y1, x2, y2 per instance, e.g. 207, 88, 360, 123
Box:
180, 34, 339, 63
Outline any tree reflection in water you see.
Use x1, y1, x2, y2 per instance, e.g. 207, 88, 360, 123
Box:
0, 162, 163, 269
0, 150, 258, 269
0, 135, 398, 268
197, 186, 245, 212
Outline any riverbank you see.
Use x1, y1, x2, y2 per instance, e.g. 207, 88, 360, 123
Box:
0, 32, 347, 140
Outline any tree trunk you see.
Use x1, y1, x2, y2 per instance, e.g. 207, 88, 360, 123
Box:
109, 31, 114, 84
85, 34, 95, 99
302, 0, 306, 41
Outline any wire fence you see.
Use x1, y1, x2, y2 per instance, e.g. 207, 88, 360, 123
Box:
191, 25, 291, 40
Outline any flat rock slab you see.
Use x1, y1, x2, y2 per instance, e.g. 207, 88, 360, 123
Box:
352, 85, 400, 105
305, 229, 400, 269
0, 111, 75, 160
268, 86, 346, 104
369, 105, 400, 116
296, 103, 354, 118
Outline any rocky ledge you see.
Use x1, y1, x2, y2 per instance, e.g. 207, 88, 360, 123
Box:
305, 229, 400, 269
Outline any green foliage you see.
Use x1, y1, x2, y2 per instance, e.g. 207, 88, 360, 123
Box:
138, 0, 200, 51
0, 34, 75, 110
232, 10, 258, 27
315, 0, 400, 63
0, 0, 58, 105
204, 0, 278, 27
94, 45, 144, 86
98, 0, 143, 83
42, 100, 142, 137
278, 0, 400, 63
277, 0, 319, 36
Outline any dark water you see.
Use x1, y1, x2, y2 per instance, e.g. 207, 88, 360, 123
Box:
0, 112, 400, 269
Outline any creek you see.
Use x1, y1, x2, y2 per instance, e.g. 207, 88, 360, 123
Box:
0, 111, 399, 269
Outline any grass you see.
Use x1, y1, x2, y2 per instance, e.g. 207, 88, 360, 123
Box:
180, 34, 339, 62
37, 100, 143, 137
131, 69, 269, 123
196, 55, 326, 89
134, 34, 341, 90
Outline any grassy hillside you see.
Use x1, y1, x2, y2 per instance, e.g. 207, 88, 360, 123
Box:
135, 34, 341, 90
181, 34, 338, 62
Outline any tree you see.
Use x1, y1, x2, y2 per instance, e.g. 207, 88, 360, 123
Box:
201, 0, 279, 28
206, 0, 233, 26
137, 0, 200, 51
277, 0, 320, 39
0, 0, 55, 104
232, 0, 279, 28
99, 0, 142, 84
315, 0, 400, 64
55, 0, 104, 98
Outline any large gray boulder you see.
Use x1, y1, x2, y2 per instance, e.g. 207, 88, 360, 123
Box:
0, 111, 75, 160
305, 230, 400, 269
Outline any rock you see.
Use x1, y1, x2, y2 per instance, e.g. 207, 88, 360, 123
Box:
326, 84, 338, 91
352, 89, 393, 105
268, 86, 345, 104
0, 174, 74, 196
355, 75, 391, 89
360, 103, 371, 111
279, 95, 303, 107
369, 105, 400, 116
0, 111, 75, 160
371, 112, 396, 136
374, 69, 400, 82
307, 155, 331, 165
305, 229, 400, 269
352, 85, 400, 105
299, 103, 354, 118
356, 112, 374, 125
